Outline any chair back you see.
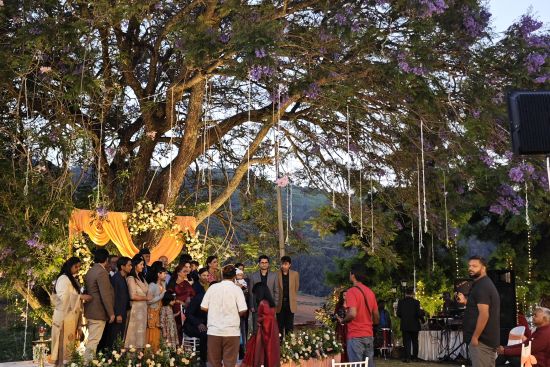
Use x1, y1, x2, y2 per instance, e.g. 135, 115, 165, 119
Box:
332, 358, 369, 367
507, 326, 526, 346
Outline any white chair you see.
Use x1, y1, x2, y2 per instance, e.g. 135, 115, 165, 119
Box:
332, 358, 369, 367
507, 326, 526, 346
182, 333, 200, 352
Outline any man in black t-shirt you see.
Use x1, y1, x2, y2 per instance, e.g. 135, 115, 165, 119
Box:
457, 256, 500, 367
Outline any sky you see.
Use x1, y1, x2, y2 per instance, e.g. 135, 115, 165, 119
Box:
488, 0, 550, 33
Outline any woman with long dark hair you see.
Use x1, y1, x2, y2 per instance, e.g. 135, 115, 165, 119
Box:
125, 254, 150, 349
167, 261, 195, 343
146, 266, 167, 351
50, 257, 92, 366
205, 255, 220, 283
334, 289, 349, 362
242, 282, 280, 367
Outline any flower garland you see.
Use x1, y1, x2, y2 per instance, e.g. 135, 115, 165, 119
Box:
280, 328, 342, 364
69, 344, 197, 367
72, 235, 93, 285
178, 230, 204, 262
127, 200, 176, 237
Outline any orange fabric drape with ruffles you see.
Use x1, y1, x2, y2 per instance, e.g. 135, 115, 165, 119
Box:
69, 209, 196, 263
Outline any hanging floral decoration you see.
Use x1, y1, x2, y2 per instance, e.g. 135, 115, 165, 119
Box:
127, 200, 176, 237
71, 235, 92, 284
177, 230, 204, 262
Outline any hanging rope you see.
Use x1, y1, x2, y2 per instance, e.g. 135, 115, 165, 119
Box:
289, 182, 294, 231
525, 180, 532, 284
285, 183, 290, 245
332, 189, 336, 209
96, 108, 104, 207
168, 87, 175, 197
23, 77, 31, 197
443, 171, 449, 248
359, 168, 363, 237
411, 215, 416, 294
417, 156, 423, 259
370, 172, 374, 252
22, 278, 30, 358
420, 119, 428, 233
246, 75, 252, 195
546, 156, 550, 192
431, 231, 435, 271
347, 106, 352, 223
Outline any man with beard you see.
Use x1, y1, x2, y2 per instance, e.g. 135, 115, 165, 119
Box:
457, 256, 500, 367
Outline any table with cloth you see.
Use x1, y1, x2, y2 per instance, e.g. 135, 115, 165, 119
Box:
418, 330, 467, 361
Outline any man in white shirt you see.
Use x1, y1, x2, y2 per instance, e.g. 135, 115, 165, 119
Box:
201, 264, 248, 367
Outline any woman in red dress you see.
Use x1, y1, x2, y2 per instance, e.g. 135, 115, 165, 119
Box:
167, 261, 195, 343
242, 283, 280, 367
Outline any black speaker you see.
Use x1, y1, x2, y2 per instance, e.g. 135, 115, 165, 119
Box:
488, 269, 517, 344
508, 91, 550, 155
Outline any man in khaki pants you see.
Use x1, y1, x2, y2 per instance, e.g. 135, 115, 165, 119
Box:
84, 248, 115, 362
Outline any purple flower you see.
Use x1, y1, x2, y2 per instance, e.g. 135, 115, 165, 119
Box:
471, 109, 480, 118
254, 48, 267, 58
534, 75, 550, 84
509, 166, 524, 182
219, 33, 230, 44
420, 0, 447, 18
26, 234, 44, 250
499, 184, 515, 197
96, 206, 109, 220
395, 221, 403, 231
319, 32, 332, 42
0, 248, 14, 261
456, 185, 465, 195
305, 83, 321, 99
525, 53, 546, 74
527, 35, 550, 48
489, 204, 505, 216
518, 14, 543, 38
480, 153, 494, 167
334, 13, 347, 26
504, 151, 514, 160
463, 6, 491, 38
519, 162, 535, 175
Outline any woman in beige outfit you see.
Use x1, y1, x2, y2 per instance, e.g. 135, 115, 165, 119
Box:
50, 257, 92, 366
124, 254, 150, 349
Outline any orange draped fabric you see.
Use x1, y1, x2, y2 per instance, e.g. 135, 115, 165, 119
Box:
69, 209, 197, 263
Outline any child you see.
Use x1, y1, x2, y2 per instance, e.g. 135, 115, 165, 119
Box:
160, 292, 179, 349
235, 268, 247, 289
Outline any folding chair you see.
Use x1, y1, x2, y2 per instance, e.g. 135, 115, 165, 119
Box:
507, 326, 526, 346
332, 358, 369, 367
181, 333, 200, 352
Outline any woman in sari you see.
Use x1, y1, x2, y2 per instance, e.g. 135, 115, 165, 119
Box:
125, 254, 150, 349
167, 261, 195, 343
242, 283, 280, 367
146, 266, 167, 351
50, 257, 92, 366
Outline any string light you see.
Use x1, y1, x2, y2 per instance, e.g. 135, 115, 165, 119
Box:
525, 181, 532, 284
417, 156, 423, 259
420, 119, 428, 233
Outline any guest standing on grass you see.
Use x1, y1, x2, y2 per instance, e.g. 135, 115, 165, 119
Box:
457, 256, 500, 367
276, 255, 299, 338
206, 255, 221, 283
146, 266, 167, 351
167, 261, 196, 343
249, 255, 279, 333
83, 249, 115, 363
125, 254, 151, 349
50, 257, 92, 367
160, 292, 180, 349
338, 264, 379, 367
100, 256, 132, 350
242, 283, 280, 367
397, 288, 424, 363
201, 265, 248, 367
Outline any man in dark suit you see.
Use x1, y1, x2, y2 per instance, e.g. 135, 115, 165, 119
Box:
249, 255, 279, 333
99, 256, 132, 350
84, 248, 115, 363
276, 255, 299, 337
397, 287, 424, 362
139, 247, 151, 278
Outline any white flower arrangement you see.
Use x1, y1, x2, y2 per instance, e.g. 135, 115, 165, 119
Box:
70, 344, 197, 367
127, 200, 176, 237
178, 230, 204, 262
280, 328, 342, 363
72, 235, 92, 284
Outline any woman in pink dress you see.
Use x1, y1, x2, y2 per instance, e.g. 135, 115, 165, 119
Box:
242, 283, 280, 367
205, 255, 220, 283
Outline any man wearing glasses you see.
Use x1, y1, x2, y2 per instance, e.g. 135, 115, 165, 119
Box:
249, 255, 280, 333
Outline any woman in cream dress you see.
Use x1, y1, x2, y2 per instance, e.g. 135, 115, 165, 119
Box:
124, 254, 150, 349
50, 257, 92, 366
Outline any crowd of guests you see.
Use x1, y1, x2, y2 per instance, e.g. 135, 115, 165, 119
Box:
49, 248, 300, 367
